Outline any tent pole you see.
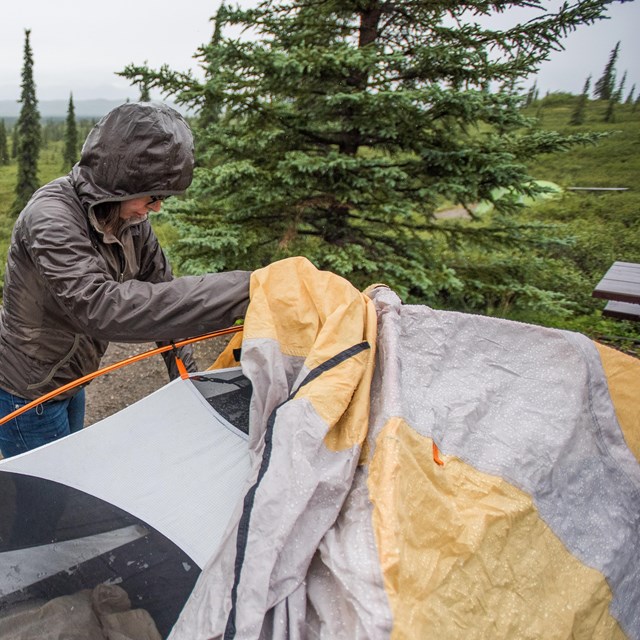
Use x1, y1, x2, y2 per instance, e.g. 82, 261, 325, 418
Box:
0, 325, 243, 428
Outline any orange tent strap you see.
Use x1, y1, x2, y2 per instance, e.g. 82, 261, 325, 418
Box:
174, 354, 190, 380
433, 441, 445, 466
0, 325, 243, 428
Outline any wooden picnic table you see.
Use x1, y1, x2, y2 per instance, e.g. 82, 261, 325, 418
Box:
592, 261, 640, 321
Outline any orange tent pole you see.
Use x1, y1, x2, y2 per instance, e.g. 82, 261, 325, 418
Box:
0, 325, 243, 428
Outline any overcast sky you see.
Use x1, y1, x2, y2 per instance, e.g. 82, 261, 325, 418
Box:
0, 1, 637, 102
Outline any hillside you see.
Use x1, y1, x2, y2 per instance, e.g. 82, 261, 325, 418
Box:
512, 94, 639, 353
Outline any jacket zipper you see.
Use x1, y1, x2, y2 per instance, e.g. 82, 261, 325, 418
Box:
118, 245, 125, 282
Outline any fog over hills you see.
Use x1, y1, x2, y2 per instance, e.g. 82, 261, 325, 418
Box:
0, 98, 190, 122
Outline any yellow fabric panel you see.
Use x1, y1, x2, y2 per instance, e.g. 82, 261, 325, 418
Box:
368, 418, 626, 640
294, 292, 377, 451
246, 257, 377, 451
295, 340, 375, 451
595, 342, 640, 463
245, 257, 373, 365
208, 331, 244, 370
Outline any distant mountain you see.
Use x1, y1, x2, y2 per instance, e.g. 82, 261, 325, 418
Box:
0, 99, 190, 121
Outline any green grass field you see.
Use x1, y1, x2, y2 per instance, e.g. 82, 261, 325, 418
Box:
517, 96, 639, 352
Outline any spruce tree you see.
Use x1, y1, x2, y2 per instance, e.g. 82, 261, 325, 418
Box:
62, 93, 79, 170
197, 3, 228, 130
594, 41, 620, 100
604, 69, 626, 122
570, 76, 591, 125
0, 120, 9, 165
11, 125, 18, 159
625, 84, 635, 105
615, 71, 627, 103
120, 0, 616, 312
139, 80, 151, 102
525, 81, 538, 108
12, 29, 41, 215
603, 95, 616, 122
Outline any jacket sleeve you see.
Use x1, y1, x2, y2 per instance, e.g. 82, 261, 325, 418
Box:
136, 222, 200, 377
24, 200, 251, 343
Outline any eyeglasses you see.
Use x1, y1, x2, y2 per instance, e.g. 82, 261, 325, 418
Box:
148, 195, 170, 204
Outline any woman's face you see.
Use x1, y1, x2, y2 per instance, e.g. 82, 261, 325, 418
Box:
119, 196, 164, 222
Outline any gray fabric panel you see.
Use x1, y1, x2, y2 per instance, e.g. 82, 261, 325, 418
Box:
171, 342, 388, 640
228, 397, 363, 636
241, 339, 308, 451
196, 403, 361, 640
369, 287, 640, 638
0, 376, 250, 568
259, 583, 307, 640
305, 466, 393, 639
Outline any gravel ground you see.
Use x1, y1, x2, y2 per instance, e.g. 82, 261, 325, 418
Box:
83, 335, 232, 426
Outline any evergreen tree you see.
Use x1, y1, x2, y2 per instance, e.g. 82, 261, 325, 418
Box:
62, 93, 79, 170
603, 95, 616, 122
604, 69, 626, 122
139, 80, 151, 102
11, 125, 18, 159
594, 41, 620, 100
0, 119, 9, 165
12, 29, 41, 215
570, 76, 591, 125
196, 3, 228, 129
615, 71, 627, 103
525, 81, 538, 108
120, 0, 616, 312
625, 84, 635, 105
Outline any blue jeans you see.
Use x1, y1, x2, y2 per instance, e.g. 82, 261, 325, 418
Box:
0, 387, 85, 459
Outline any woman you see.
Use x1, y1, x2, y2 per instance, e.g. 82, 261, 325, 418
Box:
0, 102, 250, 458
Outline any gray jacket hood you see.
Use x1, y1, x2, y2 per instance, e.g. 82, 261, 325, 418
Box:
71, 101, 195, 211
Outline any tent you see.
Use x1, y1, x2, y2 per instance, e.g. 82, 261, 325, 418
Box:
1, 256, 639, 639
0, 368, 252, 638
